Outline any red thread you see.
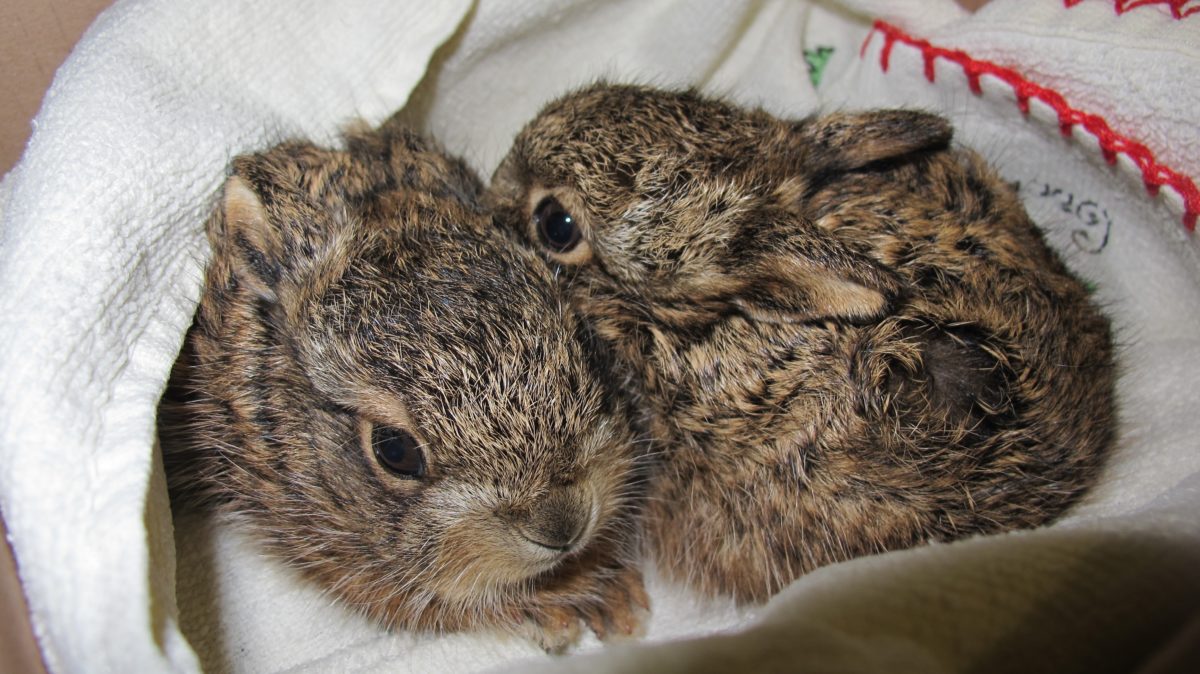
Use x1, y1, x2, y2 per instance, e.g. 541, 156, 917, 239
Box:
1064, 0, 1200, 19
865, 20, 1200, 231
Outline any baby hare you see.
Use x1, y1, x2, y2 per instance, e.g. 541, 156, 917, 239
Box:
159, 119, 648, 650
488, 84, 1116, 602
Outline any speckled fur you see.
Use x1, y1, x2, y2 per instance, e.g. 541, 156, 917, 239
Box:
158, 119, 649, 649
487, 84, 1116, 602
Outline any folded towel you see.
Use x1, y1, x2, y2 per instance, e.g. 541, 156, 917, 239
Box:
1, 1, 1196, 672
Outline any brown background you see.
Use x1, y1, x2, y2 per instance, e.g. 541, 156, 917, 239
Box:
0, 0, 112, 176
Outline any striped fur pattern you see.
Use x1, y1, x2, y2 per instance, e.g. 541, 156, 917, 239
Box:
159, 119, 649, 649
487, 84, 1116, 602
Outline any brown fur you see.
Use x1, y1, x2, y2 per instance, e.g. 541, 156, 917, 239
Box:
158, 118, 649, 650
487, 84, 1116, 602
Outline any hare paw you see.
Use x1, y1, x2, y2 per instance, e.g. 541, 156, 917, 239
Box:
580, 566, 651, 642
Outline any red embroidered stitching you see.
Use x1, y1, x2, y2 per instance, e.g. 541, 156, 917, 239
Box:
1064, 0, 1200, 19
862, 20, 1200, 231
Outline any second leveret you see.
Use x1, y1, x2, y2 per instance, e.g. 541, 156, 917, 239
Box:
160, 119, 649, 650
488, 84, 1116, 602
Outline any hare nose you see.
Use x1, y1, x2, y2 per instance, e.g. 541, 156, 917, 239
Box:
518, 490, 591, 552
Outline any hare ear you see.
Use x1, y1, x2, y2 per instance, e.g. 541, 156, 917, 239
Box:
219, 174, 287, 303
733, 216, 901, 324
796, 109, 952, 174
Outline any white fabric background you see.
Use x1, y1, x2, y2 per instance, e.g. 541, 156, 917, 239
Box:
1, 1, 1196, 672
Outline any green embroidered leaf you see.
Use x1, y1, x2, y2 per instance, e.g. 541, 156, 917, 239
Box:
804, 46, 835, 88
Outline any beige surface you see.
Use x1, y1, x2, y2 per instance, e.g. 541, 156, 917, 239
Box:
1, 515, 45, 674
0, 0, 113, 176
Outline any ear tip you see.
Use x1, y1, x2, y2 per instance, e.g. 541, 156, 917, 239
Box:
222, 174, 267, 228
798, 108, 956, 173
862, 281, 902, 324
223, 173, 255, 197
884, 109, 954, 145
921, 110, 954, 143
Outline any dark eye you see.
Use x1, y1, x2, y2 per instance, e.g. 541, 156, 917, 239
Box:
371, 425, 426, 479
534, 196, 582, 253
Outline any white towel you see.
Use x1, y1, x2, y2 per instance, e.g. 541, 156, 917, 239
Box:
1, 1, 1197, 672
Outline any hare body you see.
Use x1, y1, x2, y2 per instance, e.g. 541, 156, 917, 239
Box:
488, 84, 1116, 602
159, 120, 647, 648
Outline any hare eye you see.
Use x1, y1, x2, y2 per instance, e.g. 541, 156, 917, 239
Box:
534, 196, 581, 253
371, 425, 426, 479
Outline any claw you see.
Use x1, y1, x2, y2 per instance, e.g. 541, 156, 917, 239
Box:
589, 566, 651, 641
523, 604, 584, 654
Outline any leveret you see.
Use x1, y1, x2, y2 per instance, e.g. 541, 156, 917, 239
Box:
488, 83, 1116, 602
159, 119, 648, 650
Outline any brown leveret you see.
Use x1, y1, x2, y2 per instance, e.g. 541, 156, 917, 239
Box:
158, 118, 649, 650
487, 83, 1116, 602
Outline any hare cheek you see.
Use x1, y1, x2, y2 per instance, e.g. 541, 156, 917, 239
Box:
432, 516, 562, 601
581, 459, 635, 522
415, 488, 546, 597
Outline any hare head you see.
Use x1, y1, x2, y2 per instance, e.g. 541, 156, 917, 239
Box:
161, 120, 648, 645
